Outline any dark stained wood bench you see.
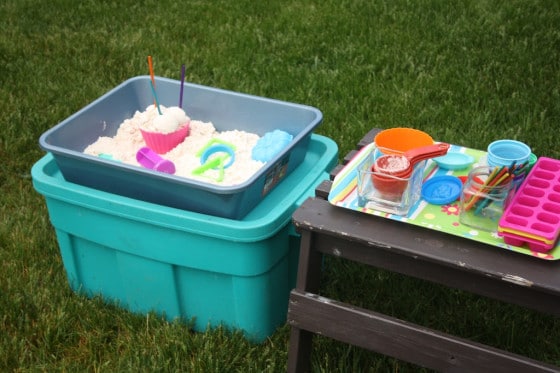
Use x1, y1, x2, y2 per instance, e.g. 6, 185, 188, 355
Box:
287, 128, 560, 372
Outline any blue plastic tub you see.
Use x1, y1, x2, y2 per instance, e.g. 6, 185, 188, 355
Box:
32, 135, 337, 342
39, 76, 323, 219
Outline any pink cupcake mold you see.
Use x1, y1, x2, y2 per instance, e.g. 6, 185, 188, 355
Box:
140, 121, 190, 154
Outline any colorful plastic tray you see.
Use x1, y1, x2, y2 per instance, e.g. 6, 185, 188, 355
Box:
328, 143, 560, 260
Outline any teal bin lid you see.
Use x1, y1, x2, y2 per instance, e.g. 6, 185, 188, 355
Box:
32, 135, 338, 242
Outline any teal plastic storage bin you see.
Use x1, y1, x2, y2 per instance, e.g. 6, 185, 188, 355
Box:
39, 76, 323, 219
32, 134, 337, 342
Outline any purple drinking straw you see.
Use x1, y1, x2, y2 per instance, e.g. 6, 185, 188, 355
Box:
179, 64, 185, 108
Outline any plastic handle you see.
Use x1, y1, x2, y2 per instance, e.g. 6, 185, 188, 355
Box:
404, 143, 450, 166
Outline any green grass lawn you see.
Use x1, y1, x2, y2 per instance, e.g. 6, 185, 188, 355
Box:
2, 0, 560, 371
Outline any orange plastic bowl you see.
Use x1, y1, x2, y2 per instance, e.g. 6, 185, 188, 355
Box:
374, 128, 433, 155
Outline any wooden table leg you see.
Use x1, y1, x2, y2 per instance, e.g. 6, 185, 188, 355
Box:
287, 326, 314, 373
287, 231, 323, 372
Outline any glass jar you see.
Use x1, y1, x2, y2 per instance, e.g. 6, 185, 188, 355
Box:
459, 166, 514, 232
356, 147, 424, 216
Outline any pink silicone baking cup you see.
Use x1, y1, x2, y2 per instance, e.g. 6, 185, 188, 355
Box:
140, 121, 190, 154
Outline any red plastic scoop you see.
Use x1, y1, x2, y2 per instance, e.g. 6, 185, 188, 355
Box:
371, 143, 450, 196
373, 143, 450, 178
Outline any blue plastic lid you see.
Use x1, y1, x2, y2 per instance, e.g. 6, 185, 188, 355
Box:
433, 152, 474, 170
421, 175, 462, 205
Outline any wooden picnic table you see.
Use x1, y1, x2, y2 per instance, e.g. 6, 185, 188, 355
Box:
287, 128, 560, 372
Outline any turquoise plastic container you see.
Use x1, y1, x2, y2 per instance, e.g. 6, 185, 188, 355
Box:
32, 135, 337, 342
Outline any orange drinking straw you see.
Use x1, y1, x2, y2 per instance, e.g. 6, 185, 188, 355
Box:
148, 56, 156, 108
148, 56, 156, 84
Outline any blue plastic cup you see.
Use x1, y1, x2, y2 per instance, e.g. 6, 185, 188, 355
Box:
487, 139, 531, 168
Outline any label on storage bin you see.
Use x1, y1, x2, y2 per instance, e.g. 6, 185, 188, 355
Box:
262, 156, 289, 196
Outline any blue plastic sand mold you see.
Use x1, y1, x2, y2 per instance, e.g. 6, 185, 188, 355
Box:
252, 130, 293, 162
